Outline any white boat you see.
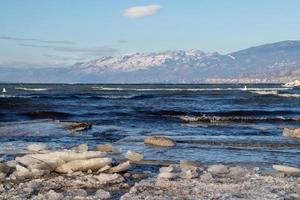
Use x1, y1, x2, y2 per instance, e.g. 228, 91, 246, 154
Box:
283, 80, 300, 88
2, 88, 6, 93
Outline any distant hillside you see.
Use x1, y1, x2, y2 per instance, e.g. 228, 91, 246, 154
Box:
0, 41, 299, 83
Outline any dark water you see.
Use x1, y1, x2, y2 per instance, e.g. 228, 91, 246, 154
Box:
0, 84, 299, 168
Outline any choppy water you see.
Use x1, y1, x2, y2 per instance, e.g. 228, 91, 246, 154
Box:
0, 84, 299, 167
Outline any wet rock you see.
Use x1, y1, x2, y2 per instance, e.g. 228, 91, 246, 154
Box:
159, 165, 180, 173
207, 164, 229, 175
273, 165, 300, 175
75, 144, 88, 153
95, 144, 113, 152
55, 157, 112, 173
43, 190, 63, 200
95, 189, 111, 199
109, 161, 131, 173
283, 128, 300, 139
27, 143, 48, 153
144, 136, 176, 147
67, 122, 92, 132
126, 150, 143, 161
94, 173, 124, 184
132, 172, 150, 179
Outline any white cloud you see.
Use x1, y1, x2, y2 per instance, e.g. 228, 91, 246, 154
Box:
123, 4, 162, 19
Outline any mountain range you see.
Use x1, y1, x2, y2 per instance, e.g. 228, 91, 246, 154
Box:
1, 40, 300, 83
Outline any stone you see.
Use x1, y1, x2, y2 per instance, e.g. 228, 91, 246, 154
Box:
229, 166, 250, 177
43, 190, 63, 200
0, 173, 6, 179
95, 189, 111, 199
144, 136, 176, 147
180, 169, 199, 179
180, 160, 201, 171
273, 165, 300, 175
283, 128, 300, 139
157, 172, 178, 179
6, 160, 17, 168
109, 161, 131, 173
97, 165, 111, 173
27, 143, 47, 152
126, 150, 143, 161
75, 144, 88, 153
55, 157, 112, 173
65, 189, 87, 198
67, 122, 92, 132
132, 172, 150, 179
0, 163, 10, 174
94, 173, 124, 184
159, 165, 180, 173
17, 151, 107, 167
28, 159, 65, 171
207, 164, 229, 175
95, 144, 113, 152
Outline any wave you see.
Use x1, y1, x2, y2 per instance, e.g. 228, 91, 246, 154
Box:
178, 115, 300, 123
15, 87, 50, 92
91, 86, 291, 92
250, 90, 300, 98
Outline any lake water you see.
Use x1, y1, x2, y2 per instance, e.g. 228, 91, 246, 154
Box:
0, 84, 299, 168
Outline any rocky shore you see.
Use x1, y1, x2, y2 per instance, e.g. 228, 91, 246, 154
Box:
0, 135, 300, 200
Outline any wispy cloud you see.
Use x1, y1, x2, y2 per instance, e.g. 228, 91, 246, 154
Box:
19, 44, 119, 56
122, 4, 162, 19
0, 36, 75, 45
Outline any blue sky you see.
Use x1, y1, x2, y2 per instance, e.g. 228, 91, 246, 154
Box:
1, 0, 300, 67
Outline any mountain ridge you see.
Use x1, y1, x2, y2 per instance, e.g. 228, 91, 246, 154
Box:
0, 40, 299, 83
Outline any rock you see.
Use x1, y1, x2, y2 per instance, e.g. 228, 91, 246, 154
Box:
28, 159, 65, 171
94, 173, 124, 184
126, 150, 143, 161
159, 165, 180, 173
43, 190, 63, 200
207, 164, 229, 175
17, 151, 107, 167
55, 157, 112, 173
144, 136, 176, 147
0, 163, 10, 174
27, 143, 47, 152
65, 189, 87, 198
273, 165, 300, 175
180, 169, 199, 179
95, 189, 111, 199
94, 144, 113, 152
180, 160, 201, 171
6, 160, 17, 168
67, 122, 92, 132
0, 173, 6, 179
200, 172, 214, 182
75, 144, 88, 153
132, 172, 150, 179
97, 165, 111, 173
15, 165, 48, 178
229, 166, 250, 177
283, 128, 300, 139
109, 161, 131, 173
157, 172, 178, 179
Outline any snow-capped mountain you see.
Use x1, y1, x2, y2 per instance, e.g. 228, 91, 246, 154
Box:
0, 41, 299, 83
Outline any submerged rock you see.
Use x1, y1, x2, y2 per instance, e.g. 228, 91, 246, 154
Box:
144, 136, 176, 147
67, 122, 92, 132
95, 189, 111, 199
55, 157, 112, 173
95, 144, 113, 152
126, 150, 143, 161
273, 165, 300, 175
283, 128, 300, 139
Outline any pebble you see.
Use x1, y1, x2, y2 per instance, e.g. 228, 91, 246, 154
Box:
126, 150, 143, 161
144, 136, 176, 147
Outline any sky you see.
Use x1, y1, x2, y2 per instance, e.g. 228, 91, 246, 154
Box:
1, 0, 300, 67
